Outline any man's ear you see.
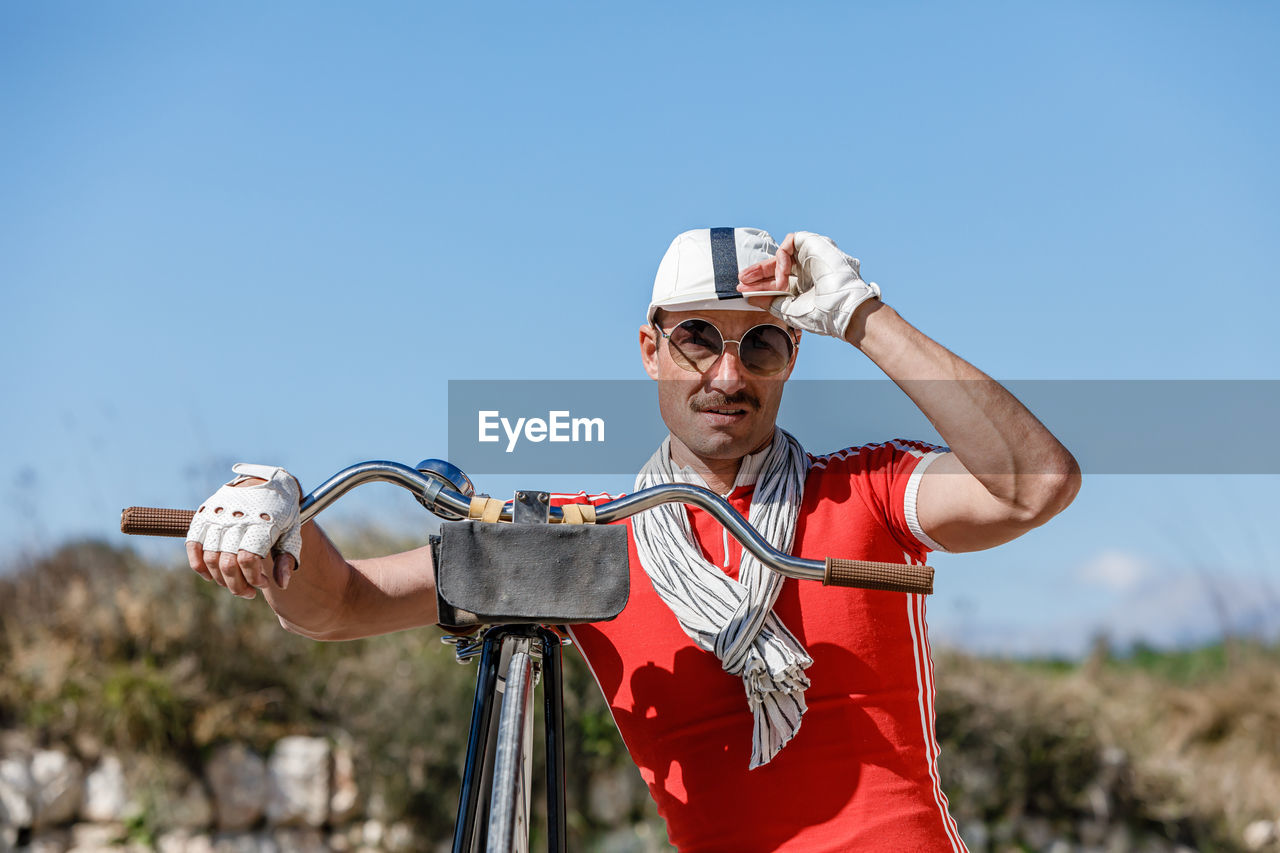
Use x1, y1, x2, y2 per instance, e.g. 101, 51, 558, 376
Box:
639, 324, 660, 380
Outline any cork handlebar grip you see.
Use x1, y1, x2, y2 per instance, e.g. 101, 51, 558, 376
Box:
120, 507, 195, 538
823, 557, 934, 595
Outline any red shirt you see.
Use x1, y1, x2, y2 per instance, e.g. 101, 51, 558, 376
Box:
559, 441, 967, 853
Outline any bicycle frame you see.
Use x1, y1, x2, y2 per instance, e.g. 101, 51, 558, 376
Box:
449, 625, 566, 853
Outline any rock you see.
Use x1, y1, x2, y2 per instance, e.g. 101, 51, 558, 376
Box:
188, 835, 218, 853
80, 756, 127, 823
25, 829, 71, 853
0, 733, 34, 755
326, 828, 356, 852
961, 820, 990, 852
211, 832, 279, 853
206, 745, 268, 832
333, 824, 370, 851
271, 829, 328, 853
362, 790, 390, 823
360, 820, 383, 848
383, 822, 416, 853
31, 750, 83, 829
0, 756, 34, 829
265, 738, 329, 828
155, 831, 187, 853
328, 738, 359, 826
156, 832, 188, 853
156, 831, 218, 853
68, 822, 126, 851
122, 756, 214, 831
1244, 820, 1279, 851
169, 780, 216, 831
70, 734, 102, 767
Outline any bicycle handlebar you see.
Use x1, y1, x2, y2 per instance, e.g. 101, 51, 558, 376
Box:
121, 460, 934, 594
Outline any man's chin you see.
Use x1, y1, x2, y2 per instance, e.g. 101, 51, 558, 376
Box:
681, 427, 769, 461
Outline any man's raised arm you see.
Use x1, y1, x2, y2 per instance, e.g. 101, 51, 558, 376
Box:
844, 300, 1080, 552
739, 231, 1080, 553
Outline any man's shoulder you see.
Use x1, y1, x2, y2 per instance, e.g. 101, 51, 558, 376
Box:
808, 438, 948, 469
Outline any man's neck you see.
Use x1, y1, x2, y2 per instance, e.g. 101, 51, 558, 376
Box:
667, 433, 773, 495
669, 446, 741, 494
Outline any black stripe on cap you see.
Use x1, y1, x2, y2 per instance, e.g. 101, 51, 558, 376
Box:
709, 227, 742, 301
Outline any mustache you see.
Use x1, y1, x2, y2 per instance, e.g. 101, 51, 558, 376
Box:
689, 391, 760, 412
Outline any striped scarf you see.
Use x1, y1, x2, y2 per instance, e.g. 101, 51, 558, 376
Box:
632, 427, 813, 769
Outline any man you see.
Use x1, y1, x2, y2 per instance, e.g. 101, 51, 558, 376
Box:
187, 227, 1079, 851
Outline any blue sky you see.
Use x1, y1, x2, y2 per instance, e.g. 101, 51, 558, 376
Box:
3, 2, 1277, 655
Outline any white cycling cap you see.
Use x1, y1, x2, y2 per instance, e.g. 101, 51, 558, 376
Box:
647, 227, 791, 324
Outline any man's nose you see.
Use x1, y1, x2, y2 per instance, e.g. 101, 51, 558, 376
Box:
706, 342, 748, 392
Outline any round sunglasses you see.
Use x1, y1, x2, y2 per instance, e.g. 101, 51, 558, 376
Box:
654, 318, 799, 376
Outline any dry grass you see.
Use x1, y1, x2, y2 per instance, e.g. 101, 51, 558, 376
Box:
935, 645, 1280, 850
1087, 647, 1280, 835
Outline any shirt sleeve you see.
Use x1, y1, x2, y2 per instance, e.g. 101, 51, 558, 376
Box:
826, 439, 951, 557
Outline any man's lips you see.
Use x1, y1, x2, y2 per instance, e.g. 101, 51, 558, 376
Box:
691, 394, 757, 424
695, 405, 751, 424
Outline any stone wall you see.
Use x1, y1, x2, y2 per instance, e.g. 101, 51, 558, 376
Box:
0, 735, 426, 853
6, 731, 1280, 852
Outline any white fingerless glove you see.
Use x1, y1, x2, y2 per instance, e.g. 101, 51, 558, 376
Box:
187, 463, 302, 564
770, 231, 881, 339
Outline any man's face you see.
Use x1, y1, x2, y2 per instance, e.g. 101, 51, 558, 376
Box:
639, 308, 798, 462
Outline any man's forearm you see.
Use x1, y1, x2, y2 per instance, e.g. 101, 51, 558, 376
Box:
845, 300, 1079, 518
262, 522, 439, 641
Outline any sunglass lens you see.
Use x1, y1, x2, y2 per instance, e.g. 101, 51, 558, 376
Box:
668, 319, 724, 372
740, 325, 794, 375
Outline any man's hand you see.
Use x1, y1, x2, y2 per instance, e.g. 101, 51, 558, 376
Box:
737, 231, 881, 339
186, 463, 301, 599
182, 465, 441, 641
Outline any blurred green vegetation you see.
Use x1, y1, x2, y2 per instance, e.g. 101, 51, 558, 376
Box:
1018, 639, 1278, 685
2, 537, 1277, 851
